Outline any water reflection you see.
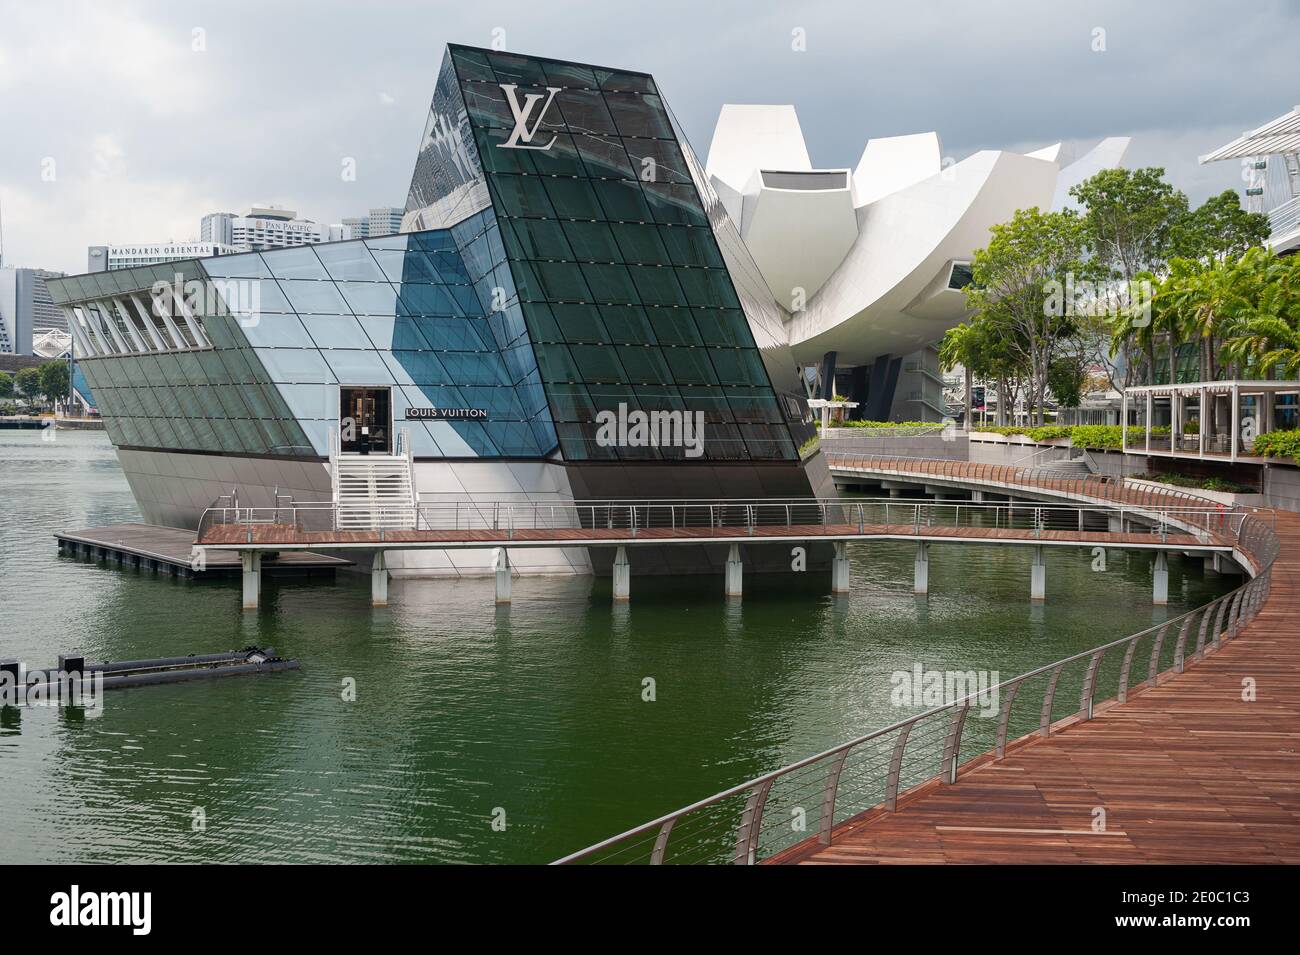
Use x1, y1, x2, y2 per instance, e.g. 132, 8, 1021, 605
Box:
0, 431, 1236, 863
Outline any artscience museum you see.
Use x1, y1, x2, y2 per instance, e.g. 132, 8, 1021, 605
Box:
46, 44, 1127, 577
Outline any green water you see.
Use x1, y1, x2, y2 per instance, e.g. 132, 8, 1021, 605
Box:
0, 430, 1232, 863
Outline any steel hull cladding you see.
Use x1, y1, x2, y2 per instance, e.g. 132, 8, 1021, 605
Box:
47, 44, 831, 578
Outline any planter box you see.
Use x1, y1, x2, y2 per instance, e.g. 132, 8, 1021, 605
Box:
1123, 477, 1264, 508
969, 432, 1071, 447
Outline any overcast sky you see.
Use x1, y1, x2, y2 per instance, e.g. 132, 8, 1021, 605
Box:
1, 0, 1294, 274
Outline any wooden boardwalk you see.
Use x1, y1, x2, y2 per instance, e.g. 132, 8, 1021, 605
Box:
57, 523, 351, 576
780, 463, 1300, 865
195, 520, 1217, 551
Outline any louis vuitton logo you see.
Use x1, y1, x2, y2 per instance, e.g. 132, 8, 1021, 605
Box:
497, 83, 562, 150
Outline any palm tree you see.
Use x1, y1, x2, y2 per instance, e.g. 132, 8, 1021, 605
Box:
1107, 287, 1159, 384
1165, 251, 1262, 382
1221, 253, 1300, 376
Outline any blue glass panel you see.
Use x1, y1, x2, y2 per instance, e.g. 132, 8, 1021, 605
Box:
336, 280, 401, 316
382, 350, 452, 385
277, 383, 336, 420
321, 349, 393, 382
239, 312, 313, 348
255, 347, 335, 383
398, 284, 463, 316
315, 242, 387, 281
263, 246, 329, 280
201, 253, 271, 279
301, 314, 374, 349
278, 279, 351, 315
370, 249, 442, 284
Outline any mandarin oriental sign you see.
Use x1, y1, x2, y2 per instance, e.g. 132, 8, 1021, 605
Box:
406, 407, 488, 420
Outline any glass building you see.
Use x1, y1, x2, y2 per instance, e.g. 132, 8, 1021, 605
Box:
47, 45, 832, 575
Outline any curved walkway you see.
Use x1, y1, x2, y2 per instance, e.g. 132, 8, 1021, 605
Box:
784, 459, 1300, 864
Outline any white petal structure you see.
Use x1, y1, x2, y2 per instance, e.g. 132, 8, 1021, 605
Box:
1052, 137, 1131, 211
852, 132, 943, 205
706, 105, 1129, 420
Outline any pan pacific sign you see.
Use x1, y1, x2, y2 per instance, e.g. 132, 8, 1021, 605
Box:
406, 407, 489, 420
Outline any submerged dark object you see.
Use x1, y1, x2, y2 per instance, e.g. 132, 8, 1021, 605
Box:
21, 646, 299, 692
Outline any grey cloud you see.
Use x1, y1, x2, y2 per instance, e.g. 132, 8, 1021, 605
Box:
0, 0, 1292, 273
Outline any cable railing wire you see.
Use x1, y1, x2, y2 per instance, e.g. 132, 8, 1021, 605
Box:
552, 469, 1279, 865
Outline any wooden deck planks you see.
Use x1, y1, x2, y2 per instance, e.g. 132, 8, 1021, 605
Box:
194, 520, 1214, 550
57, 523, 351, 572
783, 484, 1300, 864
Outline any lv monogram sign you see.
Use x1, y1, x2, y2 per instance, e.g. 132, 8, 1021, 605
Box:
497, 84, 562, 150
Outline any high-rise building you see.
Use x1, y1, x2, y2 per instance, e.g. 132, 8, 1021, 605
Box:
0, 266, 66, 354
341, 216, 369, 240
201, 208, 335, 251
87, 243, 241, 272
341, 207, 405, 240
368, 207, 404, 238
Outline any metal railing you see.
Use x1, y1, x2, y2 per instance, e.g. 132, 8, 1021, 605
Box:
553, 505, 1279, 865
1008, 441, 1073, 470
823, 453, 1271, 541
192, 494, 1243, 548
1268, 194, 1300, 243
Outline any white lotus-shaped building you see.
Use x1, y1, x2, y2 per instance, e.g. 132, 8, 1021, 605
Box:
705, 104, 1128, 420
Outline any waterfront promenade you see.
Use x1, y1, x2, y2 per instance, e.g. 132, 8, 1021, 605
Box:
783, 510, 1300, 863
780, 458, 1300, 864
554, 457, 1292, 865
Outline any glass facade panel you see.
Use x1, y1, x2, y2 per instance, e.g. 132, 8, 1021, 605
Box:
435, 43, 803, 462
55, 44, 816, 473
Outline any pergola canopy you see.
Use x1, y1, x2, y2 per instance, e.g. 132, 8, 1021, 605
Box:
1200, 106, 1300, 163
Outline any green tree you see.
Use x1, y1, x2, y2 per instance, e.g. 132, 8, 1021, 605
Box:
964, 207, 1091, 424
1220, 252, 1300, 376
1162, 250, 1263, 383
1172, 189, 1272, 262
1070, 167, 1189, 383
15, 366, 42, 402
0, 371, 13, 400
1046, 356, 1086, 410
940, 320, 1010, 425
38, 360, 71, 403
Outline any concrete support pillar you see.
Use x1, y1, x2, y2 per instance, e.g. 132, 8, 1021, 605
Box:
889, 487, 904, 499
1230, 383, 1240, 462
241, 551, 261, 611
831, 541, 850, 594
371, 550, 389, 607
913, 541, 929, 595
724, 544, 743, 598
494, 547, 511, 604
1204, 555, 1219, 574
971, 490, 985, 503
612, 546, 630, 602
1108, 513, 1123, 534
1212, 553, 1242, 575
1153, 550, 1169, 606
1030, 545, 1045, 602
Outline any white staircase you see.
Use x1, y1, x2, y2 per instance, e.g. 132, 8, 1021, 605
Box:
329, 428, 417, 530
1032, 457, 1093, 478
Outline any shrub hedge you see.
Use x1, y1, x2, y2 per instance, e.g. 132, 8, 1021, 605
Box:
1253, 429, 1300, 462
971, 424, 1174, 449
